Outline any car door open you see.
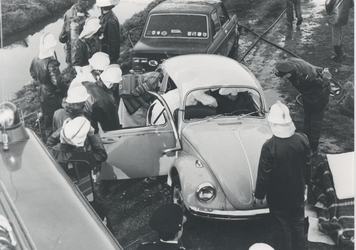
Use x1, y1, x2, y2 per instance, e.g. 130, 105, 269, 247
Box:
100, 92, 181, 180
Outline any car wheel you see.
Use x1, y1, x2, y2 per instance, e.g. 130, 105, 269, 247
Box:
171, 175, 185, 209
171, 175, 196, 227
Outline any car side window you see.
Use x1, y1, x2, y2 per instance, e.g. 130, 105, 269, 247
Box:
211, 11, 220, 36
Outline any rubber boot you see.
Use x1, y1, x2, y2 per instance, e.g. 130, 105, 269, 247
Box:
331, 46, 345, 62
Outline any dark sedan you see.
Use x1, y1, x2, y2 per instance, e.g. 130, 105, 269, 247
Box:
130, 0, 239, 72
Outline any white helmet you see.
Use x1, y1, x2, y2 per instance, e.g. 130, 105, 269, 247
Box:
60, 117, 91, 147
249, 243, 274, 250
41, 33, 57, 49
100, 64, 122, 89
79, 17, 101, 39
89, 52, 110, 70
66, 84, 91, 103
268, 101, 292, 124
268, 101, 295, 138
96, 0, 118, 7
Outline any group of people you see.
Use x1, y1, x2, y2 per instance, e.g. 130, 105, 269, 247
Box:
26, 0, 350, 249
30, 0, 121, 141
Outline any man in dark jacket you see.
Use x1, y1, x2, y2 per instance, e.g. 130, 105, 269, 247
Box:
83, 64, 122, 133
30, 33, 67, 141
137, 203, 186, 250
52, 82, 90, 132
58, 0, 89, 66
275, 57, 331, 155
48, 116, 113, 232
255, 101, 311, 250
72, 17, 101, 70
96, 0, 120, 63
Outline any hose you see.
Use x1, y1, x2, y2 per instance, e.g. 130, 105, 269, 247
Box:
238, 9, 286, 62
238, 10, 345, 110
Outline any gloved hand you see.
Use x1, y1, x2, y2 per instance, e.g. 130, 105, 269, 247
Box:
132, 72, 162, 97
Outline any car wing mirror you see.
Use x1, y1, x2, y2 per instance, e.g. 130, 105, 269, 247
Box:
128, 26, 143, 47
68, 152, 97, 202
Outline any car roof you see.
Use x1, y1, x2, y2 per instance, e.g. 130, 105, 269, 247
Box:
161, 54, 262, 97
0, 128, 122, 249
150, 0, 221, 15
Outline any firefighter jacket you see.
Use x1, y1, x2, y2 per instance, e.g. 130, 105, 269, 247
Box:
99, 10, 120, 63
82, 80, 121, 133
72, 36, 101, 67
255, 133, 311, 211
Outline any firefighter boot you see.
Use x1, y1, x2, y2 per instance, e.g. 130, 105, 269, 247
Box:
331, 46, 345, 62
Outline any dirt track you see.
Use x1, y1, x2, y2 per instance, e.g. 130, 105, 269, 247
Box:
105, 0, 354, 249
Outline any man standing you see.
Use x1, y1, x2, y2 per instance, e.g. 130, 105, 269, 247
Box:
72, 17, 102, 70
30, 33, 67, 141
58, 0, 89, 66
325, 0, 354, 62
96, 0, 121, 63
275, 57, 331, 156
254, 101, 311, 250
286, 0, 303, 25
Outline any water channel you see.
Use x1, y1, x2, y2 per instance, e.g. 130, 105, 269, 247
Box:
0, 0, 153, 102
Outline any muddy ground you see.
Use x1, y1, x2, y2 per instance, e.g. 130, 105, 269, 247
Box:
6, 0, 354, 249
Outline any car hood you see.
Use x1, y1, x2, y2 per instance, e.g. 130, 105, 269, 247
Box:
133, 40, 209, 55
182, 119, 272, 208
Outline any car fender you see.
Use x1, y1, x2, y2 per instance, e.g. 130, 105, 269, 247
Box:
170, 154, 221, 206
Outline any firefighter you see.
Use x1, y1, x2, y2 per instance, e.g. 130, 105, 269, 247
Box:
274, 57, 331, 156
30, 33, 67, 142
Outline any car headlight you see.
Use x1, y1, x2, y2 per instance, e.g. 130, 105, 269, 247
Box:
196, 182, 216, 203
148, 60, 158, 67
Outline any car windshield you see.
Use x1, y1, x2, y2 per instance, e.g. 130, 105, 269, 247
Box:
184, 87, 263, 121
144, 14, 209, 39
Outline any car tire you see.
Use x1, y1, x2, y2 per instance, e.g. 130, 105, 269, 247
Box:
171, 175, 196, 227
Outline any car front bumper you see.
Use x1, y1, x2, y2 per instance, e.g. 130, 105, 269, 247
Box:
188, 206, 270, 220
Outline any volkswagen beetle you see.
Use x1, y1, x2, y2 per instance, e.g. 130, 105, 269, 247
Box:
101, 54, 273, 220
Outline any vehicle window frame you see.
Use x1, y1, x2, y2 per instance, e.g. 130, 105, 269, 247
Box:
182, 87, 264, 123
217, 3, 230, 28
211, 11, 221, 37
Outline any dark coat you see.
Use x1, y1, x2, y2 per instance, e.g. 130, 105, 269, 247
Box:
255, 133, 311, 211
83, 81, 120, 133
58, 4, 88, 64
52, 99, 84, 132
48, 132, 107, 167
99, 10, 120, 63
72, 36, 101, 67
29, 56, 66, 116
288, 74, 330, 114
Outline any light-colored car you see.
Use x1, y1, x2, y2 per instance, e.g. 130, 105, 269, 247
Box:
101, 54, 272, 220
0, 102, 123, 249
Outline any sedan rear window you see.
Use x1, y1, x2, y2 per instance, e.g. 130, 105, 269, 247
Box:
144, 14, 209, 39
